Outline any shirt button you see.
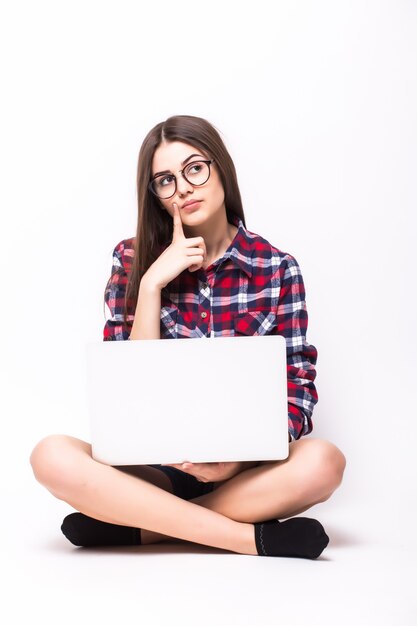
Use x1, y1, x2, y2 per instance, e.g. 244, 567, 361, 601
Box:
201, 312, 208, 319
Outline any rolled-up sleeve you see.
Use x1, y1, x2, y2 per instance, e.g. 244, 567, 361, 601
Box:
275, 254, 318, 440
103, 242, 132, 341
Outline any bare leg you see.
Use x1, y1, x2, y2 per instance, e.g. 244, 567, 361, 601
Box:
141, 438, 345, 544
30, 435, 257, 555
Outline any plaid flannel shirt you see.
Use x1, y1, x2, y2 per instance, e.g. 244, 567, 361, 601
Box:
104, 214, 318, 440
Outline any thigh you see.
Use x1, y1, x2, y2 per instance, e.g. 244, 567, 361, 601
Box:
35, 436, 216, 500
112, 463, 176, 494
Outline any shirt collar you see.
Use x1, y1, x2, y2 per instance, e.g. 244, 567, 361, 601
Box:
216, 214, 254, 278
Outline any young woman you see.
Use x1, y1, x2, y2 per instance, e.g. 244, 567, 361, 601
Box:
30, 115, 346, 558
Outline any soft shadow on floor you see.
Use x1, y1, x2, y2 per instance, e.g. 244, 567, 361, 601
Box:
46, 537, 232, 556
47, 537, 341, 561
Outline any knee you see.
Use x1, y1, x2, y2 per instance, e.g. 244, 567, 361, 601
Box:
300, 438, 346, 502
29, 434, 81, 495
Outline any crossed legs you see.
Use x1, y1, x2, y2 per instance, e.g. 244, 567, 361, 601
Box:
30, 435, 346, 554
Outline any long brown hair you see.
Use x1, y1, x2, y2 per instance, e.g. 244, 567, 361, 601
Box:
105, 115, 246, 329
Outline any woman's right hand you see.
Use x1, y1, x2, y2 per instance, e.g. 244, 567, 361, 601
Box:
143, 202, 207, 290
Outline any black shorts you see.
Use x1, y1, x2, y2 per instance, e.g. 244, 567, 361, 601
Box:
148, 464, 215, 500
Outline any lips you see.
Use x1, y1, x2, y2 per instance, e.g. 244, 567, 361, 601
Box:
182, 200, 202, 209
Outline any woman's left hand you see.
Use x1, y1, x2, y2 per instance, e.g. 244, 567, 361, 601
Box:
160, 461, 242, 483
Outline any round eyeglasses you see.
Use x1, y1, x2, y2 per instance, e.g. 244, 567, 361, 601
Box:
149, 159, 215, 199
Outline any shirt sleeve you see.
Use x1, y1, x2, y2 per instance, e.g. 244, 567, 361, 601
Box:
275, 254, 318, 440
103, 242, 132, 341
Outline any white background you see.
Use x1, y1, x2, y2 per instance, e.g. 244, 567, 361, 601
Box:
1, 1, 416, 624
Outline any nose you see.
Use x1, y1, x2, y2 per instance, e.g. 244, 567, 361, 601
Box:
176, 174, 194, 197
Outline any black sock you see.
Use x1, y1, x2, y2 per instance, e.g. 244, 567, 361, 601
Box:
61, 512, 141, 547
254, 517, 329, 559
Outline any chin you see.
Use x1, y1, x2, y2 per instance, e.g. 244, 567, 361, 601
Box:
183, 208, 206, 220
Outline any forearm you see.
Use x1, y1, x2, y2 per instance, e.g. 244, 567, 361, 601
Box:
129, 278, 161, 340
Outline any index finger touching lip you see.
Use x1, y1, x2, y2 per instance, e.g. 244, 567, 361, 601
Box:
171, 202, 185, 235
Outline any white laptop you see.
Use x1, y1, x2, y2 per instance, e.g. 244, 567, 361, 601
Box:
85, 335, 289, 466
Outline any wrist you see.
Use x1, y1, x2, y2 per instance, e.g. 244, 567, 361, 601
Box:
140, 275, 162, 294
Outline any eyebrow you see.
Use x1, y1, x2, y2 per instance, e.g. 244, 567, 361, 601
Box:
152, 153, 205, 178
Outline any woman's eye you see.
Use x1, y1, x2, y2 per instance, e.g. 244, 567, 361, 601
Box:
187, 163, 202, 174
159, 175, 174, 186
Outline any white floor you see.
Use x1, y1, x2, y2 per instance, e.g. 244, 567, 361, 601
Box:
5, 478, 416, 626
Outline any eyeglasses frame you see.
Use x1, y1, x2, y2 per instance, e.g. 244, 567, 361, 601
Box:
148, 158, 216, 199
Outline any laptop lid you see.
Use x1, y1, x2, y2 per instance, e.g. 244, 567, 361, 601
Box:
85, 335, 289, 465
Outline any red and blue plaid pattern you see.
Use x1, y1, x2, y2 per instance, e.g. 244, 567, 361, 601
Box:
104, 214, 318, 440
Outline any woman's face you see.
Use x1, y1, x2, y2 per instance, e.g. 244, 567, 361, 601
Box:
151, 141, 226, 227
